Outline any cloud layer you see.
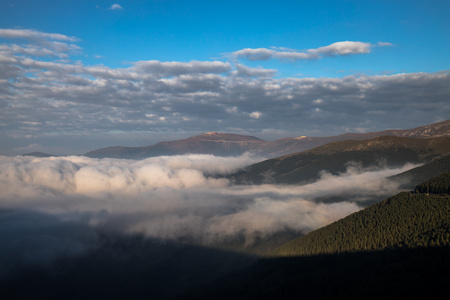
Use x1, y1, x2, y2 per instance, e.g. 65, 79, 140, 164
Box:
0, 29, 449, 155
0, 154, 416, 278
231, 41, 390, 61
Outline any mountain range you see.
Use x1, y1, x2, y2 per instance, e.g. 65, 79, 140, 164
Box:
83, 119, 450, 159
9, 119, 450, 299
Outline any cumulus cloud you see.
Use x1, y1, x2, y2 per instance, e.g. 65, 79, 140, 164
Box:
232, 41, 390, 61
311, 41, 371, 56
110, 4, 123, 10
249, 111, 263, 119
0, 28, 80, 61
0, 28, 78, 42
233, 63, 277, 77
133, 60, 232, 76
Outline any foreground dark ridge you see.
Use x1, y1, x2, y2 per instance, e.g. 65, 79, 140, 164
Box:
178, 247, 450, 300
82, 119, 450, 159
0, 234, 256, 300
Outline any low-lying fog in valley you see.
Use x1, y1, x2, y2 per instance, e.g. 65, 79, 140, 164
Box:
0, 154, 417, 280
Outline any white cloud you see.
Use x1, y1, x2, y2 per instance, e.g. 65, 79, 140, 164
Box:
311, 41, 372, 56
0, 29, 78, 42
0, 29, 80, 62
234, 64, 277, 77
232, 48, 275, 61
377, 42, 393, 47
313, 99, 323, 104
134, 60, 232, 76
249, 111, 263, 119
110, 4, 123, 10
232, 41, 389, 61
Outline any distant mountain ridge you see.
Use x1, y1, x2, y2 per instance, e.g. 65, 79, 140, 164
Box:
84, 132, 265, 159
84, 119, 450, 159
22, 152, 57, 157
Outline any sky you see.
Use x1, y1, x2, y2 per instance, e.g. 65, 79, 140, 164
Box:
0, 0, 449, 155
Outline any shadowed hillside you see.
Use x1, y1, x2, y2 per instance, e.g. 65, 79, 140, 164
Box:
231, 136, 450, 185
389, 154, 450, 189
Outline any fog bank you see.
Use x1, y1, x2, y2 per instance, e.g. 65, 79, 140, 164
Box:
0, 154, 415, 278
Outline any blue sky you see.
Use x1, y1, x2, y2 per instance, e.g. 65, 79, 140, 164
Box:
0, 0, 449, 154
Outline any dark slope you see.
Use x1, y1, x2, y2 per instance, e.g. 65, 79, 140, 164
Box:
178, 173, 450, 300
178, 247, 450, 300
231, 136, 450, 185
0, 233, 255, 300
390, 154, 450, 189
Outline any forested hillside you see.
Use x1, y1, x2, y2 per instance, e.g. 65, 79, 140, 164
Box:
270, 171, 450, 257
415, 171, 450, 195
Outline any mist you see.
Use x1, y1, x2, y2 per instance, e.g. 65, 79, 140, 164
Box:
0, 154, 416, 280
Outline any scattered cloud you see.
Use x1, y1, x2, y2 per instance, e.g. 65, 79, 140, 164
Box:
232, 41, 392, 62
377, 42, 393, 47
0, 28, 78, 42
233, 63, 277, 77
0, 28, 80, 60
133, 60, 232, 76
249, 111, 263, 119
110, 4, 123, 10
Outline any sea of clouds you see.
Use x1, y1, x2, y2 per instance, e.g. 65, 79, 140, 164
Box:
0, 154, 416, 279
